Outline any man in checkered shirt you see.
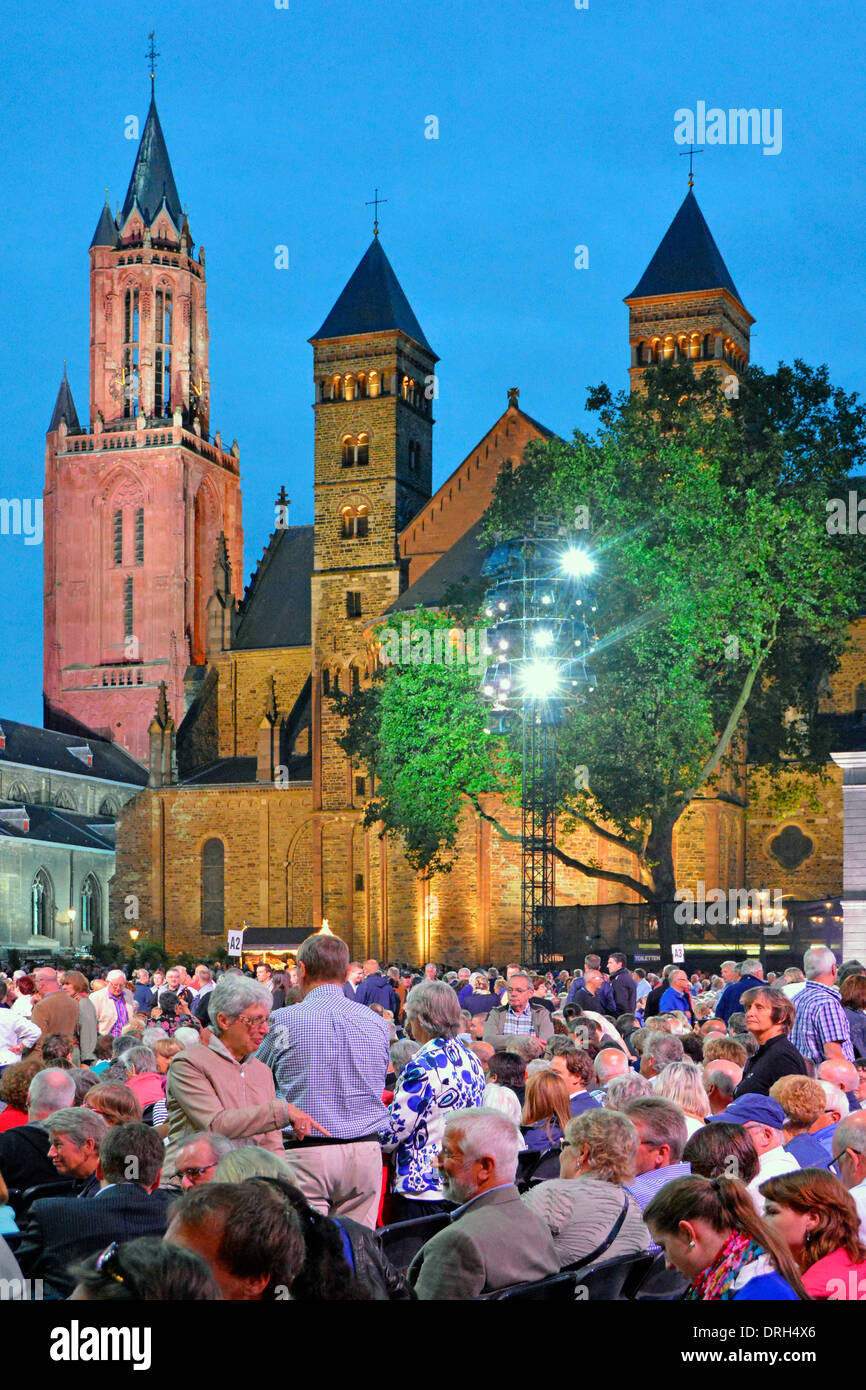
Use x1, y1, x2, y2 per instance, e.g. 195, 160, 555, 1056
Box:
790, 946, 854, 1066
482, 974, 554, 1045
257, 932, 390, 1229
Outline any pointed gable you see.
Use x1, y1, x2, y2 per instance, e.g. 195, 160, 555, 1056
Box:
310, 237, 435, 354
626, 190, 743, 306
48, 368, 81, 433
121, 96, 183, 228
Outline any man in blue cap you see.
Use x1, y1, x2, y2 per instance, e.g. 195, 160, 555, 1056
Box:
709, 1094, 799, 1207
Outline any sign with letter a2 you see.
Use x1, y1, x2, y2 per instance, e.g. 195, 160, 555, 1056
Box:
227, 929, 245, 957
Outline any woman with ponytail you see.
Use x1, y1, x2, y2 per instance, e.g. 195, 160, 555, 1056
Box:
644, 1174, 807, 1299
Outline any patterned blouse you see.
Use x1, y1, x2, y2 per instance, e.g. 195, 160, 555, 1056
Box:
379, 1036, 486, 1199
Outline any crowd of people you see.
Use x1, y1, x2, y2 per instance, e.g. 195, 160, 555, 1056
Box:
1, 941, 866, 1302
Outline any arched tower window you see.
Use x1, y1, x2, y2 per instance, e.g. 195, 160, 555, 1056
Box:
341, 504, 369, 539
342, 435, 356, 467
357, 432, 369, 466
7, 781, 30, 803
368, 370, 380, 398
663, 335, 675, 362
343, 374, 356, 401
201, 838, 225, 935
80, 874, 102, 943
154, 288, 173, 416
332, 375, 341, 401
123, 288, 140, 418
32, 869, 55, 938
135, 507, 144, 565
113, 509, 124, 565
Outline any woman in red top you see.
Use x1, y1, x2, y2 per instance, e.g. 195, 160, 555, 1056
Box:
761, 1168, 866, 1300
0, 1058, 41, 1132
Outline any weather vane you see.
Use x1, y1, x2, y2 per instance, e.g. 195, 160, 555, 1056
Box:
147, 30, 160, 95
679, 144, 703, 190
365, 188, 388, 237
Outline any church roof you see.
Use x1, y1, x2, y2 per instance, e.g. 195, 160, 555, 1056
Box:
48, 367, 81, 434
311, 237, 435, 354
234, 525, 315, 650
0, 803, 118, 851
388, 517, 488, 613
121, 95, 183, 228
0, 716, 146, 786
90, 194, 118, 248
626, 190, 743, 306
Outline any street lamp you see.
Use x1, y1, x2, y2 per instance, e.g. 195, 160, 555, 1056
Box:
128, 928, 140, 943
480, 531, 598, 965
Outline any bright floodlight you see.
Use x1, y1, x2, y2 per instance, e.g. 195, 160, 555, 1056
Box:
561, 547, 596, 578
534, 628, 554, 648
520, 660, 560, 700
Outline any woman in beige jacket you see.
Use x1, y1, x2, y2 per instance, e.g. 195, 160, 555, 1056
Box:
165, 974, 326, 1175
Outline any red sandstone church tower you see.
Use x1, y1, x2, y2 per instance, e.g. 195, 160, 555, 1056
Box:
43, 83, 243, 763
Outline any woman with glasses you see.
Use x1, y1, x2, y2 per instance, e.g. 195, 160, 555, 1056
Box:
644, 1174, 807, 1300
761, 1168, 866, 1299
165, 974, 326, 1177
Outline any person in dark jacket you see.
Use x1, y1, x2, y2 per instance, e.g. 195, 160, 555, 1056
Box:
599, 954, 637, 1015
714, 961, 765, 1025
733, 988, 806, 1097
642, 967, 677, 1020
841, 974, 866, 1060
354, 960, 400, 1015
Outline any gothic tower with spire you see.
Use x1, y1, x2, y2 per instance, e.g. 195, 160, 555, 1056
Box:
624, 187, 753, 393
43, 84, 243, 762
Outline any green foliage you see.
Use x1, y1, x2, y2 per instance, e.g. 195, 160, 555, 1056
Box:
340, 360, 866, 899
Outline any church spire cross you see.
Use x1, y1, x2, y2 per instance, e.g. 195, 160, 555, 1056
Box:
275, 484, 290, 530
365, 187, 388, 237
507, 386, 520, 408
679, 144, 703, 190
147, 30, 160, 95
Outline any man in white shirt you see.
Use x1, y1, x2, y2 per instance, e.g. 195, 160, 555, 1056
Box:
710, 1094, 798, 1209
831, 1113, 866, 1241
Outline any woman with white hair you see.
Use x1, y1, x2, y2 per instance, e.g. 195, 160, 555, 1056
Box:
165, 972, 325, 1176
379, 980, 486, 1223
653, 1061, 711, 1136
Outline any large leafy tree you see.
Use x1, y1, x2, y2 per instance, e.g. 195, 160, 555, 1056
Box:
336, 361, 866, 914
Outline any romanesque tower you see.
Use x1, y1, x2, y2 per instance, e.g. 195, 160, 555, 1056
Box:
43, 83, 243, 762
309, 233, 437, 813
624, 186, 753, 393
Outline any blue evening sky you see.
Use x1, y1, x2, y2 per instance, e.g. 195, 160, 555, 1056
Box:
2, 0, 863, 731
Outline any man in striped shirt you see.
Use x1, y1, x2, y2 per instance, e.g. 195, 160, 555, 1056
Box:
790, 947, 854, 1066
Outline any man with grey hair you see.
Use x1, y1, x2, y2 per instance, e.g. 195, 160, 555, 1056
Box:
791, 947, 854, 1064
44, 1106, 109, 1196
639, 1031, 684, 1080
621, 1096, 690, 1213
166, 971, 324, 1178
407, 1109, 559, 1299
604, 1071, 653, 1109
257, 932, 390, 1228
174, 1131, 238, 1189
720, 961, 740, 985
0, 1067, 77, 1189
714, 959, 764, 1025
830, 1112, 866, 1239
483, 973, 554, 1044
704, 1060, 743, 1115
92, 968, 136, 1038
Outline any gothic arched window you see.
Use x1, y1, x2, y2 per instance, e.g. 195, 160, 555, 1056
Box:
341, 504, 369, 539
357, 433, 369, 467
80, 874, 102, 943
32, 869, 55, 938
201, 838, 225, 935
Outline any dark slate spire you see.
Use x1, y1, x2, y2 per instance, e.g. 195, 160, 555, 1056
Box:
121, 95, 183, 228
311, 237, 434, 353
48, 366, 81, 433
627, 190, 743, 306
90, 192, 118, 248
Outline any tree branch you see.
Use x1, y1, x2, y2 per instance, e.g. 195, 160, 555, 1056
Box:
567, 808, 644, 857
468, 795, 652, 901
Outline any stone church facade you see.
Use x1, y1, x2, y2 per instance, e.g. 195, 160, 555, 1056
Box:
44, 88, 864, 963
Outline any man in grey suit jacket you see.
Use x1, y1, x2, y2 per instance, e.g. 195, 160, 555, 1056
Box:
408, 1108, 559, 1300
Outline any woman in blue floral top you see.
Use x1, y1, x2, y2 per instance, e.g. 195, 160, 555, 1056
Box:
379, 980, 486, 1224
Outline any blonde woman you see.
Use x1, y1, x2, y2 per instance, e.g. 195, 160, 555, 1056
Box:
521, 1109, 650, 1269
653, 1060, 710, 1137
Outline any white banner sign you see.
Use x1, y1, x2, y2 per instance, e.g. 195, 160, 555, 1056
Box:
671, 943, 685, 964
227, 929, 245, 957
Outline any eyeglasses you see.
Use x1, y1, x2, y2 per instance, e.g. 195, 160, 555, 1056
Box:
95, 1241, 137, 1295
237, 1014, 269, 1031
177, 1160, 219, 1182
